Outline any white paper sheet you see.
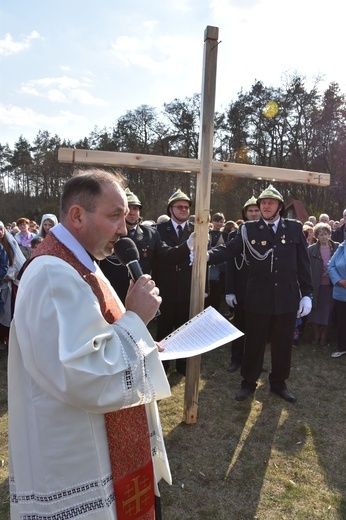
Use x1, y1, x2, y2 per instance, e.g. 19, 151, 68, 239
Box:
159, 306, 244, 360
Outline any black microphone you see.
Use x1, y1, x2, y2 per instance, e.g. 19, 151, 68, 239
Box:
113, 237, 161, 317
113, 237, 143, 281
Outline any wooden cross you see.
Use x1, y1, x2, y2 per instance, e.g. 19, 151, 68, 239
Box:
59, 26, 330, 424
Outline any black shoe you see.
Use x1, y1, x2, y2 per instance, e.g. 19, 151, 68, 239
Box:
228, 362, 240, 373
235, 388, 253, 401
271, 387, 297, 403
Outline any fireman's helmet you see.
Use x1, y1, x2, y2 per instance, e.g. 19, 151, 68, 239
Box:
257, 184, 285, 216
257, 184, 284, 203
167, 189, 191, 215
125, 188, 142, 209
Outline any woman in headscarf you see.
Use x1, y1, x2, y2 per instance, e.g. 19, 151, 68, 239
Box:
37, 213, 58, 239
0, 221, 26, 347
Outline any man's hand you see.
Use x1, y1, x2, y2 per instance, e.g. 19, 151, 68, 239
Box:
297, 296, 312, 317
225, 294, 237, 308
125, 274, 161, 325
155, 341, 165, 352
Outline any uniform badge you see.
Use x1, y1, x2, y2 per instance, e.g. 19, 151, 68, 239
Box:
142, 248, 148, 257
281, 235, 286, 244
261, 241, 267, 246
251, 240, 256, 245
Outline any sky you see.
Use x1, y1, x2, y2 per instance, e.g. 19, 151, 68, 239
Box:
1, 0, 345, 148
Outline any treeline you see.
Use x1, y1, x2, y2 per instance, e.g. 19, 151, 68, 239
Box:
0, 75, 345, 223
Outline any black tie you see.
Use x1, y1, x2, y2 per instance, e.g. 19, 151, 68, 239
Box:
268, 223, 275, 238
177, 225, 183, 240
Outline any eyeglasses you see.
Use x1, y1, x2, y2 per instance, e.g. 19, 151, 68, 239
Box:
172, 205, 190, 211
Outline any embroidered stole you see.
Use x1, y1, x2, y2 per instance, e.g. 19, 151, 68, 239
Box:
31, 233, 155, 519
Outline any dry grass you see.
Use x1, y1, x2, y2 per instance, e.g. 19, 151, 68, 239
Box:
1, 321, 345, 519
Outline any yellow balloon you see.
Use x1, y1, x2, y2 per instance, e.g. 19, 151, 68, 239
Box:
263, 101, 279, 118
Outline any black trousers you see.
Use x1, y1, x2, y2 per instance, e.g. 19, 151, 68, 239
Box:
241, 311, 297, 391
230, 301, 246, 364
156, 300, 190, 373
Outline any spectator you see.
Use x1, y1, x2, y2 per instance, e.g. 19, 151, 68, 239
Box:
16, 237, 44, 282
319, 213, 330, 223
327, 240, 346, 358
157, 214, 170, 225
303, 223, 316, 245
0, 221, 26, 347
38, 213, 58, 239
0, 243, 9, 349
332, 209, 346, 243
206, 213, 228, 312
308, 223, 339, 346
14, 217, 36, 259
29, 221, 39, 234
8, 168, 171, 519
10, 225, 19, 236
308, 216, 317, 226
223, 220, 239, 234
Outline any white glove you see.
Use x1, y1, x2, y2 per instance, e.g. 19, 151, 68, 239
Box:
297, 296, 312, 317
187, 232, 195, 251
189, 250, 194, 265
225, 294, 237, 308
189, 248, 210, 265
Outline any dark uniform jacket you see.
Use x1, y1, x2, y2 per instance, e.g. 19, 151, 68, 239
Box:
225, 229, 249, 302
153, 219, 194, 303
208, 218, 313, 315
332, 224, 345, 243
99, 224, 190, 303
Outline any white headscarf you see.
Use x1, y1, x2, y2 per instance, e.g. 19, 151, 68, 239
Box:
38, 214, 59, 237
0, 221, 26, 272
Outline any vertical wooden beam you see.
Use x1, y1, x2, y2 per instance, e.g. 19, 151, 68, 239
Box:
184, 26, 219, 424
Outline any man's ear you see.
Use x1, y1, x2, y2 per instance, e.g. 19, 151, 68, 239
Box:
68, 205, 85, 229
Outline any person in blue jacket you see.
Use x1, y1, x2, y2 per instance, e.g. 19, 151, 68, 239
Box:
327, 239, 346, 358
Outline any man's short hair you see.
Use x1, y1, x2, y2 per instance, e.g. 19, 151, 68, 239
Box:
60, 168, 125, 217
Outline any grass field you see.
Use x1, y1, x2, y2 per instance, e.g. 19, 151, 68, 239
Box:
1, 321, 345, 519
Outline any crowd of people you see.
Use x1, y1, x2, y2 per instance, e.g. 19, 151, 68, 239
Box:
0, 214, 58, 348
2, 193, 345, 361
2, 169, 346, 519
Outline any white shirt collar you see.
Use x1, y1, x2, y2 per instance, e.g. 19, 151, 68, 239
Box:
264, 217, 280, 232
171, 220, 186, 232
51, 223, 96, 273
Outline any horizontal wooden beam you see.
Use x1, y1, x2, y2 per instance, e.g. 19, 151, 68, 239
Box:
58, 148, 330, 186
